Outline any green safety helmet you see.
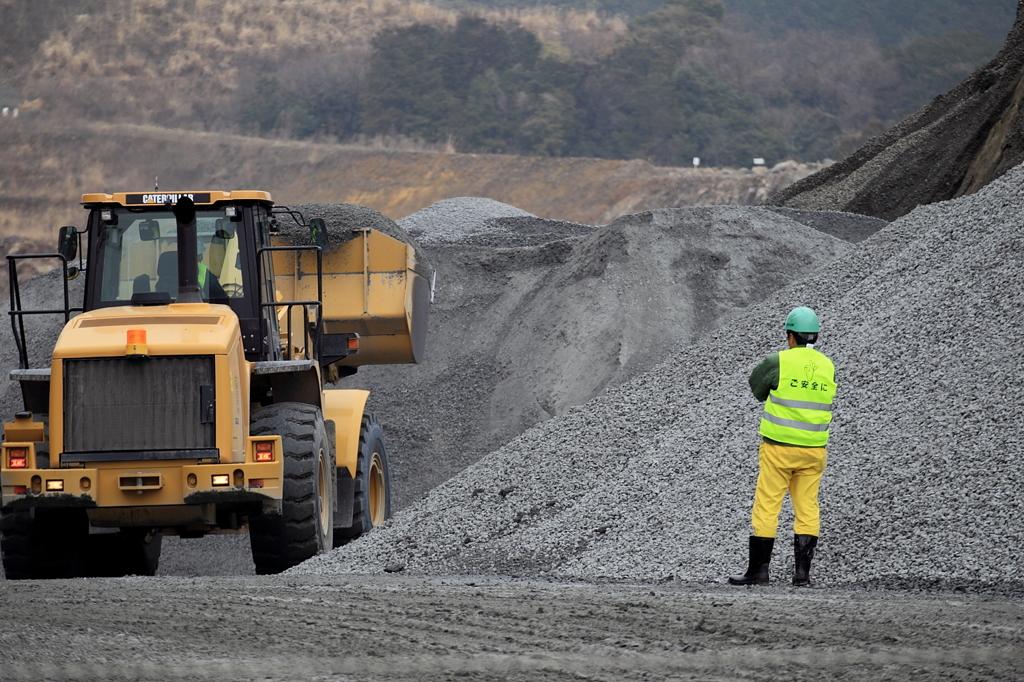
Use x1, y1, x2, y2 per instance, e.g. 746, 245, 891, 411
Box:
784, 306, 820, 333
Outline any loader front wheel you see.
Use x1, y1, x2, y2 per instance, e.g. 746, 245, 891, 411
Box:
0, 508, 88, 580
334, 414, 391, 547
249, 402, 334, 574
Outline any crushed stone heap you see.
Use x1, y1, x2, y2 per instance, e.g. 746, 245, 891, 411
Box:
294, 164, 1024, 593
339, 204, 868, 508
397, 197, 596, 248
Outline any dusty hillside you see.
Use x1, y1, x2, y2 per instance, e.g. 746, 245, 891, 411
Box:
0, 120, 823, 242
772, 0, 1024, 219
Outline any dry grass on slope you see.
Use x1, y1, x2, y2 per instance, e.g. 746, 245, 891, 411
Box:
29, 0, 626, 85
19, 0, 625, 134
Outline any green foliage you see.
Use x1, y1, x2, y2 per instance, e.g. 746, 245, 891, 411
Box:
232, 0, 1013, 166
725, 0, 1015, 48
240, 68, 362, 139
358, 10, 784, 165
590, 1, 783, 166
241, 76, 287, 134
362, 16, 572, 149
886, 31, 997, 112
439, 16, 541, 97
362, 24, 455, 141
791, 111, 842, 161
622, 0, 725, 71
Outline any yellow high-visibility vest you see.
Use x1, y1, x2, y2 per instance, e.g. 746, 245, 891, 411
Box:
759, 346, 836, 447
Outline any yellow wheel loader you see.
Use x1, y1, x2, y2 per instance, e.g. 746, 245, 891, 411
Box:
0, 191, 430, 578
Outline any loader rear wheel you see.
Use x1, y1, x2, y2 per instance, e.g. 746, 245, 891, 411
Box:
334, 414, 392, 547
0, 508, 88, 580
249, 402, 334, 574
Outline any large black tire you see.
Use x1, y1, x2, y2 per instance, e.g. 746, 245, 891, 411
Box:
0, 508, 88, 580
82, 530, 162, 577
249, 402, 334, 574
334, 413, 392, 547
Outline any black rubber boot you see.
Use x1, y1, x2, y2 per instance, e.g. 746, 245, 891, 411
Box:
792, 534, 818, 586
728, 536, 774, 585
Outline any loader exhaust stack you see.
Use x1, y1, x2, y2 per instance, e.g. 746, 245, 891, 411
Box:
171, 196, 203, 303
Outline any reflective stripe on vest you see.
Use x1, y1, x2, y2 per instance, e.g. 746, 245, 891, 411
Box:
768, 394, 832, 411
759, 347, 836, 447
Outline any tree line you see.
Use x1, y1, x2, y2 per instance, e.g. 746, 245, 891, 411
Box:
240, 0, 1002, 167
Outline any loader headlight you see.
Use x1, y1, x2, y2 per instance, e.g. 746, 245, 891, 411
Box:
45, 480, 64, 492
212, 474, 230, 487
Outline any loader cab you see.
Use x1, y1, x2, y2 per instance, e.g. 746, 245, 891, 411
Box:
79, 192, 283, 361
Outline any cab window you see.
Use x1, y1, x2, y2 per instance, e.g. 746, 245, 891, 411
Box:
97, 208, 245, 303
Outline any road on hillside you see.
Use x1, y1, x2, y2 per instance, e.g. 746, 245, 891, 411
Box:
1, 575, 1020, 681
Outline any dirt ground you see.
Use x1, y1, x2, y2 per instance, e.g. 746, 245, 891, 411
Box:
0, 575, 1019, 681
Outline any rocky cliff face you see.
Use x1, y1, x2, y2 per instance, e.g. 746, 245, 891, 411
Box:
771, 1, 1024, 220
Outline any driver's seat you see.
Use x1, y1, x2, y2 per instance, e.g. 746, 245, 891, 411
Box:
155, 251, 178, 295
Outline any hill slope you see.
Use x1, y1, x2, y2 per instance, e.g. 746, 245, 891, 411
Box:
771, 1, 1024, 219
0, 121, 822, 241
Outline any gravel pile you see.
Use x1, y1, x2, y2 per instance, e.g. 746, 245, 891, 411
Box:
294, 165, 1024, 593
397, 197, 536, 244
396, 197, 596, 248
340, 205, 868, 509
761, 207, 887, 243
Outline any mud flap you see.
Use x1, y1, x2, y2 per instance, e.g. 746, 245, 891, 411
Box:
334, 467, 354, 528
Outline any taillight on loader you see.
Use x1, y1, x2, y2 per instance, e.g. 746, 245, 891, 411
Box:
8, 447, 27, 469
254, 441, 275, 462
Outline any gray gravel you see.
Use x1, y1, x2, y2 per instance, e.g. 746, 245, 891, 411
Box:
339, 204, 873, 511
397, 197, 536, 244
293, 164, 1024, 593
761, 207, 888, 243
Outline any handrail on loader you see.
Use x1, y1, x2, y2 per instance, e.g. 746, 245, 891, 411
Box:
257, 244, 324, 362
7, 254, 83, 370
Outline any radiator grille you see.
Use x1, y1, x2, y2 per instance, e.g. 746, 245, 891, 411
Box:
64, 356, 216, 454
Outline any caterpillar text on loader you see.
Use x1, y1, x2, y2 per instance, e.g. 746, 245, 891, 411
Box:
0, 191, 430, 578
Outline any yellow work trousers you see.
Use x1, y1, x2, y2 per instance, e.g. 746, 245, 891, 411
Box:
751, 441, 827, 538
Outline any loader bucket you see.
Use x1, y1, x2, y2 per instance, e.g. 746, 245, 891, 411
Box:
271, 229, 429, 366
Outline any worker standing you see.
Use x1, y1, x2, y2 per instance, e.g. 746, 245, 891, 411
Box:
729, 306, 836, 587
